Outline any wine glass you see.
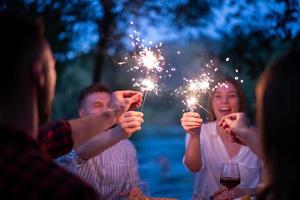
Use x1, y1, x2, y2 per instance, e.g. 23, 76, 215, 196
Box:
220, 162, 241, 200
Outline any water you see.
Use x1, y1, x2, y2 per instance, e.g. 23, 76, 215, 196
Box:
131, 125, 194, 200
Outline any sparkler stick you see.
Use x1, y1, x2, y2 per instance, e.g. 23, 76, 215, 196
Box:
140, 90, 148, 112
138, 78, 156, 111
184, 95, 213, 115
199, 105, 213, 116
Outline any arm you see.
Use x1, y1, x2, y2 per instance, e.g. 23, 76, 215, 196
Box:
218, 112, 264, 160
39, 91, 142, 158
75, 111, 143, 160
70, 91, 143, 148
239, 127, 264, 160
181, 112, 203, 172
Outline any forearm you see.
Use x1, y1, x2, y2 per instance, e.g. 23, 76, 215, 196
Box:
75, 127, 125, 160
243, 128, 264, 160
69, 108, 119, 147
184, 135, 202, 172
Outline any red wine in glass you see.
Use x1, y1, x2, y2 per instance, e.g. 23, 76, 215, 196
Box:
220, 177, 241, 189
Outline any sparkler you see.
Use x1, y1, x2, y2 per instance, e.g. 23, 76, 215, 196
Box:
174, 61, 216, 114
136, 48, 164, 72
184, 95, 212, 114
133, 45, 163, 111
185, 96, 198, 112
175, 73, 213, 113
118, 22, 174, 111
132, 78, 158, 111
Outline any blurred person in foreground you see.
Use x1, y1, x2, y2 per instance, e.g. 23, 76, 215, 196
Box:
56, 84, 148, 200
219, 48, 300, 200
0, 13, 142, 199
181, 75, 263, 199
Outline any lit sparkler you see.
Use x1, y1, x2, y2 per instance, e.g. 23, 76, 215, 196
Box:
174, 62, 216, 113
183, 76, 211, 111
185, 96, 198, 112
134, 77, 159, 112
133, 78, 158, 95
132, 45, 164, 111
118, 23, 175, 111
138, 78, 157, 111
136, 48, 164, 72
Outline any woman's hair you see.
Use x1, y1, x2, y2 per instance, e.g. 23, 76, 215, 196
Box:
207, 74, 247, 121
257, 48, 300, 200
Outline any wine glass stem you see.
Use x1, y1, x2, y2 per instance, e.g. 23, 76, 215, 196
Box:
228, 189, 232, 200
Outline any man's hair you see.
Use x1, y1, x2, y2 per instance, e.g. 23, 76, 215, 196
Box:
0, 12, 45, 99
78, 83, 111, 107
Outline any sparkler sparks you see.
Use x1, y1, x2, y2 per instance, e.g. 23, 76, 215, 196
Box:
133, 78, 158, 95
135, 47, 164, 72
118, 22, 176, 111
186, 76, 211, 93
118, 25, 171, 92
174, 60, 219, 113
141, 79, 155, 91
185, 96, 198, 112
175, 72, 214, 112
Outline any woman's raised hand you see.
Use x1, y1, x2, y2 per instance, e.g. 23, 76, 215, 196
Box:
181, 112, 203, 136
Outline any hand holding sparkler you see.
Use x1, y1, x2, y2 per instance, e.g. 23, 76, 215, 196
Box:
181, 112, 203, 136
110, 90, 143, 118
117, 111, 144, 139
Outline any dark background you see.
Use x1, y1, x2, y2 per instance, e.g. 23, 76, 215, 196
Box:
2, 0, 299, 124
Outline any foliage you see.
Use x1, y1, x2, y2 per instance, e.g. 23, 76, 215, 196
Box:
0, 0, 101, 65
1, 0, 299, 122
53, 53, 94, 119
215, 0, 300, 78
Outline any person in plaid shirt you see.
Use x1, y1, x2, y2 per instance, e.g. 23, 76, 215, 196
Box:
0, 13, 142, 199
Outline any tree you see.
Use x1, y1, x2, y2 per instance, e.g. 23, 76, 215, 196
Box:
0, 0, 101, 73
215, 0, 300, 78
92, 0, 213, 82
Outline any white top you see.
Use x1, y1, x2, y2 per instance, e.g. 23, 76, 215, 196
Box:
184, 121, 262, 199
56, 139, 140, 200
